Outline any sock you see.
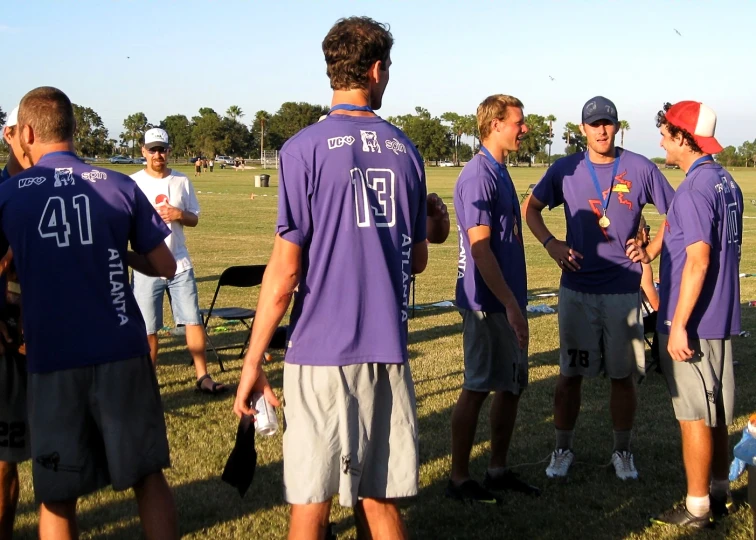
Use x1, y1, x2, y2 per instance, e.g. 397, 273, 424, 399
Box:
487, 466, 507, 479
612, 430, 632, 453
555, 429, 574, 451
686, 494, 710, 517
710, 478, 731, 499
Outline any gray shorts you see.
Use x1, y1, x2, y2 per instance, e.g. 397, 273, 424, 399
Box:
282, 362, 418, 507
29, 355, 170, 504
460, 309, 528, 394
0, 353, 30, 463
659, 334, 734, 427
558, 287, 645, 379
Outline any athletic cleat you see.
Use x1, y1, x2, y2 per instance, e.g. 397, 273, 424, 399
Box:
545, 448, 574, 478
445, 479, 502, 504
710, 494, 734, 519
650, 505, 712, 529
611, 450, 639, 480
483, 470, 541, 496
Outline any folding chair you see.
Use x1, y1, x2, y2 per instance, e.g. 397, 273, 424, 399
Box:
200, 265, 266, 371
520, 184, 536, 202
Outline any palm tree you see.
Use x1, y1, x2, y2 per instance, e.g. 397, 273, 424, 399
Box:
619, 120, 630, 147
226, 105, 244, 122
546, 114, 557, 164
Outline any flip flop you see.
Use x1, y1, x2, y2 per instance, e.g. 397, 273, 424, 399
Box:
196, 374, 228, 395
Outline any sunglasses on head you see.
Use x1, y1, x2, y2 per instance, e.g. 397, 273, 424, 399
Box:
147, 146, 168, 154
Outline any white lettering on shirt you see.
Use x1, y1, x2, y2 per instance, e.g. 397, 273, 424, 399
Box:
108, 248, 129, 325
401, 234, 412, 322
457, 225, 466, 279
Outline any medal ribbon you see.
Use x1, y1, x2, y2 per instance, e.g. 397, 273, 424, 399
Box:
328, 104, 374, 115
686, 155, 714, 176
585, 149, 620, 219
479, 146, 522, 240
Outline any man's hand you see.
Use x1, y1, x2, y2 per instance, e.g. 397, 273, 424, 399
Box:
233, 361, 281, 419
668, 325, 695, 362
426, 193, 450, 244
155, 202, 183, 225
545, 239, 583, 271
506, 303, 529, 350
625, 239, 651, 264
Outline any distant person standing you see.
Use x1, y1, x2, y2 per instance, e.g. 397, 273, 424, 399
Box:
132, 128, 227, 395
194, 158, 201, 177
202, 159, 208, 173
0, 86, 178, 539
209, 158, 214, 172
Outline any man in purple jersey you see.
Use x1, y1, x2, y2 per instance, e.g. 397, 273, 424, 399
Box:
0, 87, 179, 539
448, 94, 538, 504
627, 102, 741, 528
0, 105, 31, 540
523, 96, 675, 481
233, 17, 449, 540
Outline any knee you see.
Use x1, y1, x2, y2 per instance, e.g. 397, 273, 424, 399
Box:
0, 462, 17, 490
610, 375, 635, 390
359, 498, 399, 519
557, 375, 582, 393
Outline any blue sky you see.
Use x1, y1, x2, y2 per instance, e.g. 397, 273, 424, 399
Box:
1, 0, 753, 158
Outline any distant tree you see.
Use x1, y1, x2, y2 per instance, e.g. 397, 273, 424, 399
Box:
226, 105, 244, 122
268, 102, 329, 148
517, 114, 550, 166
458, 142, 473, 162
219, 117, 252, 156
388, 108, 452, 163
0, 106, 5, 131
191, 108, 222, 157
716, 146, 739, 167
441, 112, 465, 165
122, 112, 150, 157
73, 104, 109, 157
562, 122, 587, 154
738, 140, 755, 167
251, 110, 274, 156
462, 114, 479, 152
546, 114, 557, 164
160, 114, 193, 157
619, 120, 631, 147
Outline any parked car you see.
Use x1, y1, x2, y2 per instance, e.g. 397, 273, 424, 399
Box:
215, 155, 234, 168
134, 157, 147, 165
109, 155, 134, 164
439, 161, 454, 167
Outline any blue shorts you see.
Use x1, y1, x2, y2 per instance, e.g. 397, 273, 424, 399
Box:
132, 268, 202, 334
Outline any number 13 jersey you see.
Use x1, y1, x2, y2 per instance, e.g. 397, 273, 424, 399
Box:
276, 114, 427, 367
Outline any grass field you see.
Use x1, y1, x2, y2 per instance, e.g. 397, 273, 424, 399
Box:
10, 163, 756, 539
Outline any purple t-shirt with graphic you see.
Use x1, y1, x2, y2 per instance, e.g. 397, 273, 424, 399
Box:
0, 152, 169, 373
532, 149, 675, 294
658, 163, 742, 338
277, 115, 427, 366
455, 155, 527, 312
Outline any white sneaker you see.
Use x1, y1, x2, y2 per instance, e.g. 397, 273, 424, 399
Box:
546, 448, 574, 478
611, 450, 638, 480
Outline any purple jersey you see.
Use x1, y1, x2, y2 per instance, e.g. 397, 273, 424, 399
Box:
455, 154, 527, 311
658, 163, 742, 338
277, 115, 427, 366
532, 149, 675, 294
0, 152, 170, 373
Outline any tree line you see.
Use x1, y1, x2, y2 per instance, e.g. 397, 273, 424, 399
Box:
2, 103, 753, 167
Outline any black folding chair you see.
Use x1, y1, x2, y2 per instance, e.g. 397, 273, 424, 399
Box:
199, 265, 266, 371
520, 184, 536, 202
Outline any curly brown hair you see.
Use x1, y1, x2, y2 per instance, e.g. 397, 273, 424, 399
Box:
655, 102, 702, 153
322, 17, 393, 91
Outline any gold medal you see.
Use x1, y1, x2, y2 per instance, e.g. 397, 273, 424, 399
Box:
598, 215, 611, 228
513, 222, 519, 237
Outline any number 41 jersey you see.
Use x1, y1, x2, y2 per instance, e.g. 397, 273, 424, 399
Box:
277, 114, 427, 367
0, 151, 170, 373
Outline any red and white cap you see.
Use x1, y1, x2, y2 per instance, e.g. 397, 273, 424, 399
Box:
665, 101, 723, 154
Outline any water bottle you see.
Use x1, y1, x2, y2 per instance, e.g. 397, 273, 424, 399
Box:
730, 414, 756, 480
251, 392, 278, 436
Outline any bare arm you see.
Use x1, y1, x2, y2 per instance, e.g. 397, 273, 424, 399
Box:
640, 263, 659, 312
233, 235, 300, 417
667, 241, 710, 361
523, 194, 582, 271
127, 242, 176, 278
468, 225, 528, 348
412, 242, 428, 275
155, 203, 198, 227
426, 193, 450, 244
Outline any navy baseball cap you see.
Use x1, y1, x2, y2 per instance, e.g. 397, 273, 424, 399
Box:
582, 96, 618, 125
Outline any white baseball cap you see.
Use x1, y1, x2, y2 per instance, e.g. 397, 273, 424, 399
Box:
144, 127, 170, 149
4, 106, 18, 129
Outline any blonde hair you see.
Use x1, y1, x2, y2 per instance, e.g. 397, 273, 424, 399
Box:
477, 94, 524, 141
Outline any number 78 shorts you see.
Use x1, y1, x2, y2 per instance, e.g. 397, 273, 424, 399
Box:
557, 287, 645, 379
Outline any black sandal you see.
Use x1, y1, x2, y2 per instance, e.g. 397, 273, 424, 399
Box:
196, 374, 228, 395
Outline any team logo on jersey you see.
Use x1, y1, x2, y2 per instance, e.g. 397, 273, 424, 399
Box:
155, 194, 169, 205
53, 168, 75, 187
18, 176, 46, 188
360, 130, 381, 153
81, 170, 107, 183
327, 135, 355, 150
385, 138, 406, 155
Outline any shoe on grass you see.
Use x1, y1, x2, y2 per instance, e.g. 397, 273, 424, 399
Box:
611, 450, 638, 480
545, 448, 574, 478
483, 469, 541, 496
445, 479, 501, 505
650, 505, 712, 529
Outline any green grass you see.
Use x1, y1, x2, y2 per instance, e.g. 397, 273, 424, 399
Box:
11, 163, 756, 539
